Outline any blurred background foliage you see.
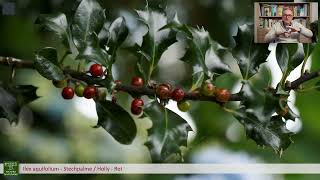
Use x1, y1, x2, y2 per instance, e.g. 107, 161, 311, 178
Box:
0, 0, 320, 179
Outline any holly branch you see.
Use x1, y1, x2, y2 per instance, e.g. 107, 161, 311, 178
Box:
285, 70, 320, 90
1, 56, 318, 101
0, 56, 242, 102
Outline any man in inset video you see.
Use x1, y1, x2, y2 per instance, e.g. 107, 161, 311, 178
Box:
264, 7, 313, 43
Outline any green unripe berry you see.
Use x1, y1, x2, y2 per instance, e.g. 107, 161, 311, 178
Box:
53, 79, 67, 88
201, 82, 215, 96
75, 84, 85, 97
177, 100, 191, 112
97, 89, 107, 100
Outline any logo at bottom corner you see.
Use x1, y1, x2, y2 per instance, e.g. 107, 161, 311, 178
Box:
3, 161, 19, 176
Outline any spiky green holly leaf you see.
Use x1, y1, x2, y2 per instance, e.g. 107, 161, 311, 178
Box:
163, 15, 230, 90
71, 0, 106, 51
34, 48, 65, 81
190, 71, 205, 92
76, 32, 109, 67
135, 7, 177, 79
181, 27, 231, 73
275, 43, 304, 76
0, 83, 39, 124
37, 47, 59, 66
35, 13, 69, 47
107, 17, 129, 63
232, 24, 270, 80
186, 28, 231, 89
234, 109, 293, 152
303, 43, 314, 61
235, 82, 295, 152
143, 101, 193, 162
95, 100, 137, 145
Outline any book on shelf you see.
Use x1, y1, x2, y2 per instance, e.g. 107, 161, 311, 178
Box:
259, 18, 282, 28
261, 4, 271, 16
271, 5, 277, 16
277, 5, 283, 16
294, 6, 297, 16
260, 3, 308, 17
258, 18, 308, 29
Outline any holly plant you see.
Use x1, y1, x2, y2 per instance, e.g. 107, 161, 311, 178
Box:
0, 0, 318, 162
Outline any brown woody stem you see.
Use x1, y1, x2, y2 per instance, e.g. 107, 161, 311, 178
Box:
1, 56, 318, 102
285, 71, 320, 90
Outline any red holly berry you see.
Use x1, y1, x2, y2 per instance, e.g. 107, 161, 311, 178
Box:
131, 106, 142, 115
215, 88, 231, 103
89, 64, 104, 77
131, 98, 144, 108
171, 88, 185, 101
156, 84, 172, 100
131, 98, 144, 115
83, 86, 97, 99
131, 76, 144, 87
61, 87, 74, 100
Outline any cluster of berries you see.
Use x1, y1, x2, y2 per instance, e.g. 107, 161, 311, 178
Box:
129, 77, 231, 116
55, 64, 105, 100
130, 76, 190, 115
57, 65, 231, 116
200, 82, 231, 103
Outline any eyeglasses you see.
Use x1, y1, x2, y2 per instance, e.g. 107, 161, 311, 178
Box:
283, 14, 293, 17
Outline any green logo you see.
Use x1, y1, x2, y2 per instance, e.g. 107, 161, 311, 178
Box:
3, 161, 19, 176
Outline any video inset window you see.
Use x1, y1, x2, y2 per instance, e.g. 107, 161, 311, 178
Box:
254, 2, 318, 43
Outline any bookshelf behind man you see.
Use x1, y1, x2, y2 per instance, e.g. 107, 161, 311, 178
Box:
254, 2, 312, 43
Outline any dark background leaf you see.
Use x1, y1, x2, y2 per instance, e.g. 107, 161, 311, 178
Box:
0, 83, 39, 124
10, 85, 39, 106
